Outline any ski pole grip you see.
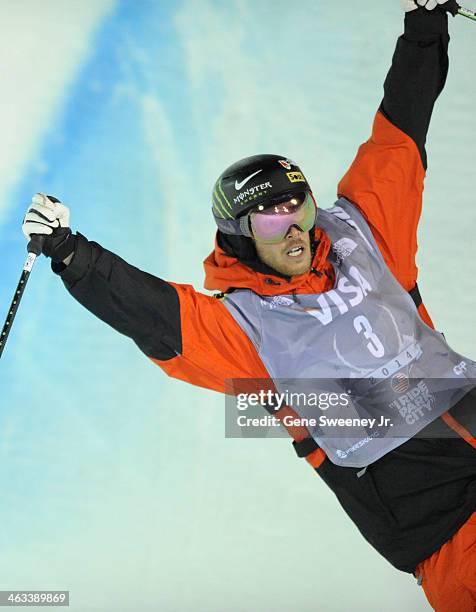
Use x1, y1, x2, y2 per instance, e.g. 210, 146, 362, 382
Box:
441, 0, 460, 16
27, 234, 46, 256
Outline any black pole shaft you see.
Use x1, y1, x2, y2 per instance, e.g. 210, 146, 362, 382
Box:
0, 235, 45, 360
0, 253, 38, 359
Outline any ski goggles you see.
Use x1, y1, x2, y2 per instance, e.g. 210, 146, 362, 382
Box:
248, 192, 317, 244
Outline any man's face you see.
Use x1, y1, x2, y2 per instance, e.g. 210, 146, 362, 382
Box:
253, 225, 312, 277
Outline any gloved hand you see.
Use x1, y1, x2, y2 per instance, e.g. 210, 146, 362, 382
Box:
401, 0, 454, 11
22, 193, 76, 262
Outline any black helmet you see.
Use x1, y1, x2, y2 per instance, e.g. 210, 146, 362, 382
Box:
212, 154, 312, 237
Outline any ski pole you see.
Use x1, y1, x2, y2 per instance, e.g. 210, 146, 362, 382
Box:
457, 5, 476, 21
0, 235, 46, 359
445, 0, 476, 21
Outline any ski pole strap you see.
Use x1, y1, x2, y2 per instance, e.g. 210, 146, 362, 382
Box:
293, 437, 320, 458
409, 283, 422, 308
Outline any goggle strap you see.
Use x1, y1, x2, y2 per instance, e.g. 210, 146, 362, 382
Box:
213, 212, 253, 238
240, 215, 252, 237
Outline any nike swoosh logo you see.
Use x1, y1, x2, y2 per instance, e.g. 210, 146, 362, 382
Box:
234, 169, 263, 191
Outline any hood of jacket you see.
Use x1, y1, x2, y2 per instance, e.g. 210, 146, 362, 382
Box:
203, 227, 335, 296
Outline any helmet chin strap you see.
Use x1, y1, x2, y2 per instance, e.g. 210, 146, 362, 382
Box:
310, 226, 320, 255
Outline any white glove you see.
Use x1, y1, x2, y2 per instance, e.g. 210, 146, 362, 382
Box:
22, 193, 70, 241
22, 193, 75, 262
401, 0, 449, 11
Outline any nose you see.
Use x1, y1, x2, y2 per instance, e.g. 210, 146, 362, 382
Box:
285, 225, 303, 239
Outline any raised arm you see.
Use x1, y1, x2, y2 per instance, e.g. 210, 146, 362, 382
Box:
337, 4, 451, 293
21, 194, 266, 390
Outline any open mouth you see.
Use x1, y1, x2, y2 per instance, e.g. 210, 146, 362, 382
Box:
286, 245, 305, 257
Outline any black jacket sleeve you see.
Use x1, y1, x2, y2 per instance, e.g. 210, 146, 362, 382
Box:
379, 7, 450, 169
52, 233, 182, 361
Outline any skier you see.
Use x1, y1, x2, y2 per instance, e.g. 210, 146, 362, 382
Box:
22, 1, 476, 610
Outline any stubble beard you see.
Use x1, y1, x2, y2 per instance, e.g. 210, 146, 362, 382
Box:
255, 237, 312, 277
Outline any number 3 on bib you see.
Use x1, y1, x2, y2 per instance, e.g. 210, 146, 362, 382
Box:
353, 315, 385, 358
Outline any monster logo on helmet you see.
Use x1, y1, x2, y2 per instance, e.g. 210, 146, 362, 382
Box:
211, 154, 316, 239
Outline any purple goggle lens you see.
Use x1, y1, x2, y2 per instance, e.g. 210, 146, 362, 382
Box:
249, 192, 317, 244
